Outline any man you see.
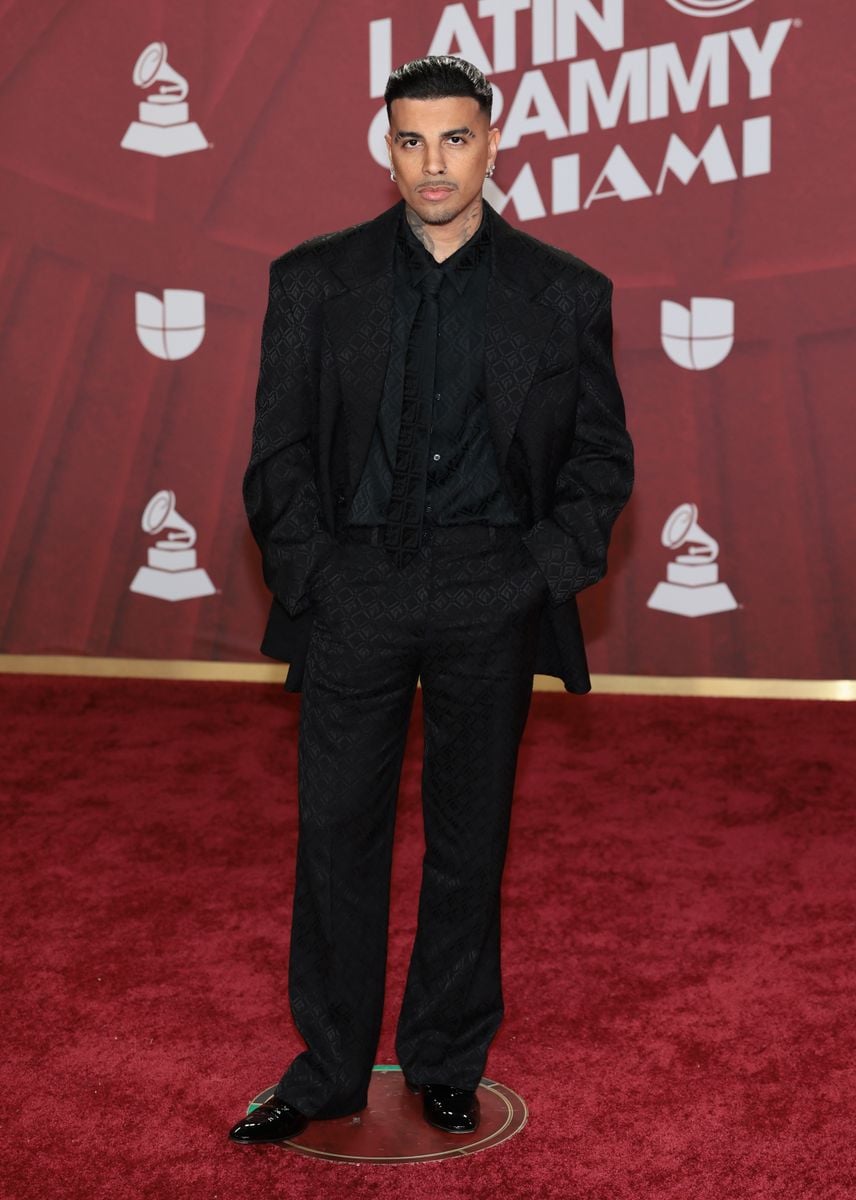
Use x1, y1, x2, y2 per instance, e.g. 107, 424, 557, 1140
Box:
229, 55, 633, 1145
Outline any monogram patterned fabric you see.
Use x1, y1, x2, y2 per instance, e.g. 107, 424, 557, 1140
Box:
272, 525, 549, 1116
243, 198, 633, 1119
244, 198, 633, 694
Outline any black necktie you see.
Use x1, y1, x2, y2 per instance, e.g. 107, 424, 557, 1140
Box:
383, 266, 443, 568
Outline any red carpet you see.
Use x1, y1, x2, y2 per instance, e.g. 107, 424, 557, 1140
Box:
1, 675, 854, 1198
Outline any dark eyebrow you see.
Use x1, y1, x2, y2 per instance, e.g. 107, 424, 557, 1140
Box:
393, 126, 476, 141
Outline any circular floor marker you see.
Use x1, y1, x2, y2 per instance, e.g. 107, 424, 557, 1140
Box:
245, 1064, 528, 1162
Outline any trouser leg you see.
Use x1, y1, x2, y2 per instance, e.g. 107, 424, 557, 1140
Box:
274, 542, 420, 1117
395, 529, 547, 1089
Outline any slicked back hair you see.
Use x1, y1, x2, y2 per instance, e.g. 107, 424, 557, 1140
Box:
385, 56, 492, 122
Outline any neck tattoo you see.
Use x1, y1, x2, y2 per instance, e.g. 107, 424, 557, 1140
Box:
406, 199, 483, 263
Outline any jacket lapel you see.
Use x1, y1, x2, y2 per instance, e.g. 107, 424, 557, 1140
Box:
484, 202, 561, 468
322, 274, 395, 498
319, 201, 400, 498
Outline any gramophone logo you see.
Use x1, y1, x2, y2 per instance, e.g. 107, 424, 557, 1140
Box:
664, 0, 755, 16
120, 41, 208, 157
129, 490, 216, 602
647, 503, 738, 617
135, 289, 205, 360
661, 298, 734, 370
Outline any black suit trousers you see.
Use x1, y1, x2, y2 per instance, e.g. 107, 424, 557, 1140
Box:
274, 522, 549, 1118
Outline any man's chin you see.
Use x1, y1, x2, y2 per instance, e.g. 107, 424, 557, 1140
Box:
411, 195, 465, 226
422, 211, 459, 226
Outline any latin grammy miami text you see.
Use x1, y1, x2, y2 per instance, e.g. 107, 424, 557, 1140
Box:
367, 2, 796, 220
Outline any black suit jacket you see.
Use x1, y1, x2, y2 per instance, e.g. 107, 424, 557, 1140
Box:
243, 197, 633, 693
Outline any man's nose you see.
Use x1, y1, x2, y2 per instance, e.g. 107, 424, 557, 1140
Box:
423, 144, 447, 174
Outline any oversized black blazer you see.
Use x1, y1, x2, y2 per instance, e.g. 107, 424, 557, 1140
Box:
243, 197, 633, 693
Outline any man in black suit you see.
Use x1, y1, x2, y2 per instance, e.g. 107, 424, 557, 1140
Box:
229, 55, 633, 1145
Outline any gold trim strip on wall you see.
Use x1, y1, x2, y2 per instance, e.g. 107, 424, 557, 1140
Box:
0, 654, 853, 701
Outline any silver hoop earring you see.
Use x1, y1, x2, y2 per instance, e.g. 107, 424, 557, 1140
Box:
390, 168, 396, 181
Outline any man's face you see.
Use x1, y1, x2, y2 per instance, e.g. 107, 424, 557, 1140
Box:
385, 95, 500, 226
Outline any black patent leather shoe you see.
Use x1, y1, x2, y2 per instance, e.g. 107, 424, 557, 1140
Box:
406, 1080, 480, 1133
227, 1094, 308, 1144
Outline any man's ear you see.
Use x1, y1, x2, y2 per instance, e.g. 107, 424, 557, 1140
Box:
488, 125, 501, 161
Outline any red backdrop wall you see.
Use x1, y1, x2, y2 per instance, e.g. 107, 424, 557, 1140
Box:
1, 0, 853, 679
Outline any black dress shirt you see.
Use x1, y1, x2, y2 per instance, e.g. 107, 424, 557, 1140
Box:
346, 202, 521, 528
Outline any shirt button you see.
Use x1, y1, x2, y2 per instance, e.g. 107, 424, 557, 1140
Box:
433, 453, 440, 460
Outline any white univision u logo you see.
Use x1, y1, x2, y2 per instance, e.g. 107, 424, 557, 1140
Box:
664, 0, 755, 16
135, 289, 205, 361
661, 298, 734, 371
